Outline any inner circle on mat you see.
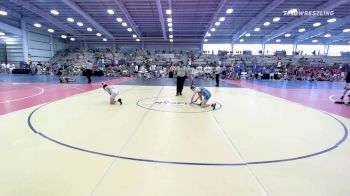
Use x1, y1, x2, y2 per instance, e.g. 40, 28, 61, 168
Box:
137, 96, 222, 113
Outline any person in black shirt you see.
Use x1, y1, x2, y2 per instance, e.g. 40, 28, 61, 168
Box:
340, 71, 350, 102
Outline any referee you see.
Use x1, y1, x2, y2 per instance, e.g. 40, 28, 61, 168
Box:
176, 61, 187, 96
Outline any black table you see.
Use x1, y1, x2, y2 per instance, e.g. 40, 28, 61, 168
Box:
12, 69, 30, 74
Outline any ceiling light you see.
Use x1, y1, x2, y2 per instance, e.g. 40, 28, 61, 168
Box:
327, 18, 336, 23
0, 11, 8, 16
276, 39, 281, 43
348, 41, 350, 44
239, 39, 244, 42
87, 27, 92, 32
136, 38, 140, 42
245, 33, 251, 37
285, 33, 291, 37
219, 17, 225, 22
211, 28, 215, 32
107, 9, 114, 15
206, 32, 211, 37
264, 21, 270, 26
169, 35, 173, 38
312, 39, 318, 43
70, 38, 75, 41
96, 33, 101, 37
34, 23, 41, 28
273, 17, 280, 22
169, 28, 173, 31
0, 32, 5, 36
122, 22, 127, 27
50, 10, 59, 15
103, 38, 107, 41
127, 28, 132, 32
343, 29, 350, 33
324, 34, 331, 37
116, 18, 122, 23
168, 23, 173, 27
313, 22, 321, 27
226, 8, 233, 14
132, 34, 137, 38
288, 9, 298, 14
254, 27, 260, 32
298, 28, 306, 32
48, 29, 54, 33
67, 17, 74, 22
77, 22, 83, 26
166, 9, 172, 15
61, 35, 67, 39
215, 22, 220, 26
167, 18, 172, 22
204, 39, 208, 42
170, 39, 173, 42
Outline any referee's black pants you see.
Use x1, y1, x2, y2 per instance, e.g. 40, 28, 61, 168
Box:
215, 74, 220, 86
177, 76, 185, 95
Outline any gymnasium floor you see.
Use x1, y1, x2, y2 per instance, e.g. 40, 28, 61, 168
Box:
1, 75, 350, 196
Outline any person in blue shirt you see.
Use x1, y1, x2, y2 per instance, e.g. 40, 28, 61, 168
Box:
190, 85, 216, 110
269, 66, 275, 80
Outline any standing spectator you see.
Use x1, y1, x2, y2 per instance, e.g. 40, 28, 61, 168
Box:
176, 61, 187, 96
269, 66, 275, 80
215, 64, 221, 87
86, 60, 93, 83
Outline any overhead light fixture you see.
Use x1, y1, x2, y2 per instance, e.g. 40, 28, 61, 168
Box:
103, 38, 107, 41
206, 32, 211, 37
34, 23, 41, 28
168, 23, 173, 27
298, 28, 306, 32
348, 41, 350, 44
276, 39, 281, 43
312, 39, 318, 43
204, 39, 208, 42
327, 18, 336, 23
116, 18, 123, 23
324, 34, 331, 37
226, 8, 233, 14
0, 11, 8, 16
169, 28, 173, 31
167, 18, 172, 22
48, 29, 54, 33
219, 17, 225, 22
50, 10, 59, 15
264, 21, 270, 26
136, 38, 140, 42
122, 22, 127, 27
70, 38, 75, 41
245, 33, 251, 37
169, 35, 173, 38
170, 39, 173, 42
0, 32, 5, 36
166, 9, 172, 15
254, 27, 260, 32
239, 39, 244, 42
96, 33, 102, 37
343, 29, 350, 33
285, 33, 291, 37
215, 22, 220, 26
127, 28, 132, 32
67, 17, 74, 23
211, 28, 215, 32
87, 27, 92, 32
132, 34, 137, 38
288, 9, 298, 14
273, 17, 280, 22
107, 9, 114, 15
61, 35, 67, 39
313, 22, 321, 27
77, 22, 83, 26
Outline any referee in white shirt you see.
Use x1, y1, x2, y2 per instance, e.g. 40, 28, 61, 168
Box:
215, 65, 221, 87
176, 61, 187, 96
86, 60, 93, 83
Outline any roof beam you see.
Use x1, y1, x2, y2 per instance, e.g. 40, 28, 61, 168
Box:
155, 0, 167, 40
263, 0, 350, 43
60, 0, 114, 39
0, 21, 21, 36
9, 0, 80, 36
203, 0, 228, 38
325, 33, 350, 44
113, 0, 142, 38
295, 15, 350, 43
232, 0, 286, 42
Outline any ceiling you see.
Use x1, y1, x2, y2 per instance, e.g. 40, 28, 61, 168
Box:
0, 0, 349, 45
